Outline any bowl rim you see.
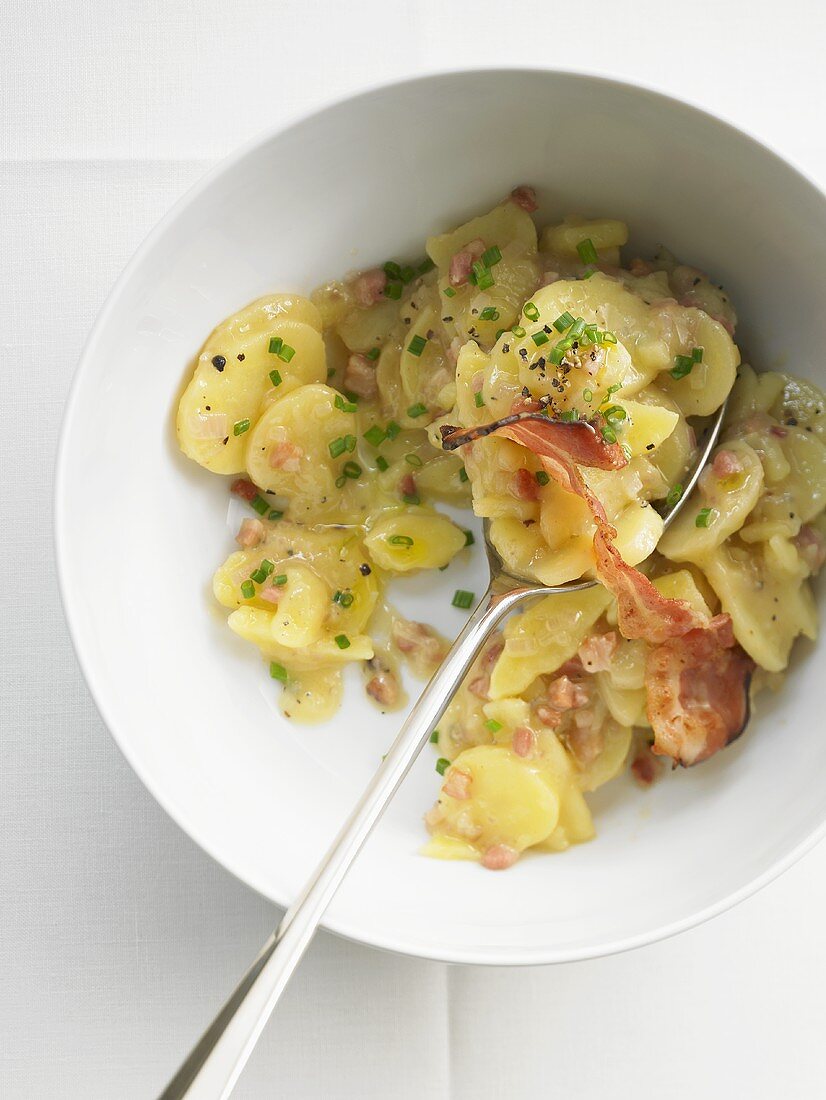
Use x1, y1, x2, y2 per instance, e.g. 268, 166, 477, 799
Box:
54, 65, 826, 966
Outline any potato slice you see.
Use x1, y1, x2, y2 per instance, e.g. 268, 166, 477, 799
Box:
541, 216, 628, 259
177, 295, 325, 474
364, 508, 466, 572
657, 311, 740, 416
426, 202, 537, 269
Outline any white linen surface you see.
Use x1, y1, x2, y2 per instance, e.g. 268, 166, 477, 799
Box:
2, 1, 826, 1096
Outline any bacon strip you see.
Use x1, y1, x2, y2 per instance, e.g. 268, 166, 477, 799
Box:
442, 413, 753, 764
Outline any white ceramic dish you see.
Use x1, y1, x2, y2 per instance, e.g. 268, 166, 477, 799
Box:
56, 69, 826, 965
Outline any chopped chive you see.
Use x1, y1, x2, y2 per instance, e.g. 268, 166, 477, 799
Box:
553, 311, 575, 332
405, 453, 423, 467
327, 367, 336, 379
233, 418, 251, 436
602, 426, 618, 443
329, 437, 347, 458
342, 461, 362, 479
581, 267, 596, 279
451, 589, 475, 609
479, 306, 500, 321
402, 493, 420, 505
408, 334, 428, 357
400, 265, 415, 284
383, 261, 401, 280
240, 579, 255, 600
273, 573, 287, 587
463, 529, 475, 546
259, 559, 275, 577
278, 344, 295, 363
604, 404, 627, 422
583, 388, 594, 402
333, 590, 354, 608
366, 346, 381, 361
568, 317, 586, 340
666, 483, 683, 507
388, 535, 414, 547
535, 470, 550, 486
418, 257, 435, 275
485, 719, 502, 733
523, 301, 540, 322
334, 634, 351, 650
481, 245, 502, 268
692, 346, 704, 362
495, 328, 505, 340
474, 391, 485, 407
582, 323, 599, 345
335, 475, 346, 488
386, 420, 401, 439
474, 266, 495, 290
268, 509, 283, 521
250, 495, 269, 516
269, 369, 282, 387
559, 409, 578, 422
670, 355, 694, 380
601, 330, 618, 345
458, 466, 469, 483
384, 281, 402, 300
269, 661, 288, 683
577, 238, 599, 264
549, 345, 565, 366
696, 507, 715, 528
363, 425, 386, 447
512, 325, 526, 338
407, 403, 427, 418
334, 394, 358, 413
443, 286, 456, 298
429, 729, 440, 744
436, 757, 450, 776
343, 434, 357, 453
621, 443, 632, 461
376, 455, 389, 472
531, 331, 549, 347
268, 336, 283, 355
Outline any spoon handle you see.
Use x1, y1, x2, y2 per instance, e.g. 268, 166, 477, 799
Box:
158, 582, 542, 1100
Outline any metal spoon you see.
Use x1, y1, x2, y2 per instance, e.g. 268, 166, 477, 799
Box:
159, 401, 727, 1100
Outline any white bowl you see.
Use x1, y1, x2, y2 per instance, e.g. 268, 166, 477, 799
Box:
56, 69, 826, 965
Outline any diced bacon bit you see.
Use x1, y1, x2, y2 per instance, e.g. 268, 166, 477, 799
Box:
557, 656, 585, 678
468, 675, 490, 700
646, 615, 754, 766
449, 238, 485, 287
269, 440, 303, 472
629, 257, 655, 277
712, 448, 743, 478
424, 804, 444, 833
259, 586, 281, 605
546, 675, 589, 710
344, 353, 378, 399
796, 524, 826, 574
481, 844, 519, 870
535, 704, 562, 729
441, 406, 753, 767
236, 518, 265, 548
630, 743, 663, 787
512, 726, 535, 758
512, 466, 540, 501
770, 425, 788, 438
391, 618, 446, 666
399, 471, 417, 498
231, 478, 259, 501
577, 631, 618, 673
480, 642, 504, 672
367, 668, 398, 704
350, 268, 387, 308
442, 767, 472, 800
510, 185, 538, 213
566, 719, 604, 767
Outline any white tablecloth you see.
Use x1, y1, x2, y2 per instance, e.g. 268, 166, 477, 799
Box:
3, 1, 826, 1096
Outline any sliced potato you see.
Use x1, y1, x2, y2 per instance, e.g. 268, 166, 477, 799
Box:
426, 202, 537, 269
364, 508, 466, 572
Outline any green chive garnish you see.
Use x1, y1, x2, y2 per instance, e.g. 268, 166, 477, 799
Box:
268, 509, 283, 521
400, 265, 415, 284
376, 455, 389, 472
278, 344, 295, 363
402, 493, 420, 505
334, 394, 358, 413
568, 317, 586, 340
479, 306, 500, 321
604, 405, 627, 423
250, 495, 268, 516
535, 470, 550, 486
273, 573, 287, 587
463, 529, 475, 546
334, 634, 351, 650
670, 355, 694, 380
329, 437, 347, 459
602, 426, 618, 444
333, 590, 354, 608
366, 346, 381, 361
436, 758, 450, 776
577, 238, 598, 264
602, 331, 618, 345
407, 403, 427, 418
443, 286, 456, 298
383, 261, 401, 280
405, 453, 423, 467
695, 507, 715, 528
458, 467, 469, 483
268, 336, 283, 355
417, 257, 435, 275
343, 434, 357, 452
388, 535, 414, 547
269, 369, 282, 387
240, 579, 255, 600
523, 302, 540, 322
269, 661, 288, 683
408, 334, 428, 357
429, 730, 439, 744
384, 281, 402, 300
692, 346, 704, 362
485, 719, 502, 733
481, 245, 502, 268
512, 325, 526, 338
385, 420, 401, 439
665, 484, 683, 507
342, 461, 361, 480
553, 311, 575, 332
559, 409, 578, 422
474, 391, 484, 407
363, 425, 386, 447
451, 589, 475, 609
531, 331, 549, 347
233, 418, 251, 436
583, 388, 594, 402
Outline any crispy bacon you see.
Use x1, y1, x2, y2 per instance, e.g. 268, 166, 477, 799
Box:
481, 844, 519, 870
510, 185, 538, 212
646, 616, 754, 765
442, 411, 753, 765
230, 478, 259, 501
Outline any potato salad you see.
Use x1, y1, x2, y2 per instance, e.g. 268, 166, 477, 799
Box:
177, 187, 826, 869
